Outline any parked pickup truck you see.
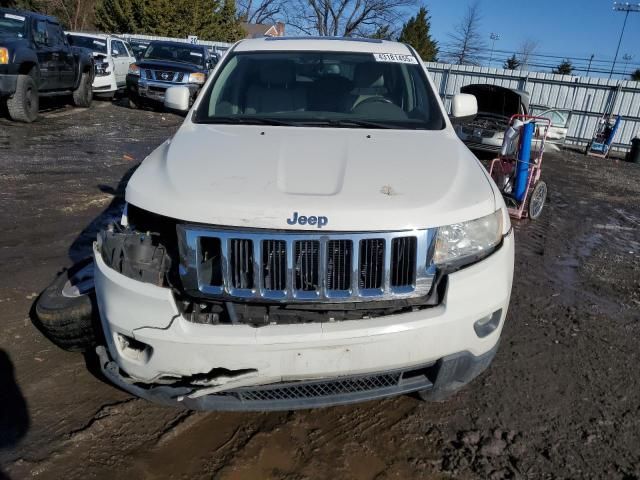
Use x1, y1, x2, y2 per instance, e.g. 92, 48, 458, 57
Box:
0, 8, 94, 122
126, 40, 213, 109
36, 37, 515, 411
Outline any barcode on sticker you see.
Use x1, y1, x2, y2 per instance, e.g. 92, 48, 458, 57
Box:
373, 53, 418, 64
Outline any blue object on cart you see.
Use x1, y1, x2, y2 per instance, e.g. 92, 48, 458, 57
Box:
514, 122, 535, 202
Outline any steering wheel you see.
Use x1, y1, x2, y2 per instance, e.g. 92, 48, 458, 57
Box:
351, 96, 394, 112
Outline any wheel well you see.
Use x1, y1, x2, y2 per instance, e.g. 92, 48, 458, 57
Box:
83, 63, 92, 73
18, 62, 37, 76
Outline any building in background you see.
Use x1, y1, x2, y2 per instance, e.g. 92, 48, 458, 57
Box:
241, 22, 285, 39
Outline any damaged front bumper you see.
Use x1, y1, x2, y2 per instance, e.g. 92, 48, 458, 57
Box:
92, 229, 514, 410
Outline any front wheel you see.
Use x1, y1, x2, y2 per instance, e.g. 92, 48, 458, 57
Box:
6, 73, 39, 123
527, 181, 547, 220
72, 71, 93, 108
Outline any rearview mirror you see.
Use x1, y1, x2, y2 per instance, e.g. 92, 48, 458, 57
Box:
450, 93, 477, 124
164, 86, 190, 112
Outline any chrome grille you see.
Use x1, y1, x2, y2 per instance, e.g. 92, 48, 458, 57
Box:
151, 70, 177, 82
178, 226, 436, 303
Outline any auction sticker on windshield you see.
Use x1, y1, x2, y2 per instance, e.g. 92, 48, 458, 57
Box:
373, 53, 418, 64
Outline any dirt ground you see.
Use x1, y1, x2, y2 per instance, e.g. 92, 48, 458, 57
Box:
0, 101, 639, 480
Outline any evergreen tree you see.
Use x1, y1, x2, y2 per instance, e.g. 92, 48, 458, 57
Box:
369, 25, 393, 40
398, 7, 438, 62
95, 0, 143, 33
553, 59, 573, 75
631, 68, 640, 81
503, 54, 521, 70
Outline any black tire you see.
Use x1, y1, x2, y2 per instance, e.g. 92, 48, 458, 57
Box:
6, 73, 39, 123
527, 180, 547, 220
128, 93, 141, 109
72, 71, 93, 108
34, 258, 98, 352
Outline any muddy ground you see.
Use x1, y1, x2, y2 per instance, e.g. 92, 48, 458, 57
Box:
0, 101, 639, 480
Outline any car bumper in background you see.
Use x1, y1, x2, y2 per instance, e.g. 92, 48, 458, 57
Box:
93, 231, 514, 410
126, 75, 200, 103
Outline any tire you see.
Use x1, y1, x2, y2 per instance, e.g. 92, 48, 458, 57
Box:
128, 95, 141, 109
72, 71, 93, 108
527, 180, 547, 220
34, 258, 99, 352
6, 73, 39, 123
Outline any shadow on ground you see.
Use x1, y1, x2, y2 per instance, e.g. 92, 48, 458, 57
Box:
0, 350, 29, 480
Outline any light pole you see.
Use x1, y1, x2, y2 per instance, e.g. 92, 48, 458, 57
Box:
489, 33, 500, 67
586, 54, 595, 76
622, 53, 633, 75
610, 2, 640, 79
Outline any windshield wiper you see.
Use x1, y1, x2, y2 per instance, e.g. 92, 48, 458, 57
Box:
197, 116, 297, 126
300, 119, 397, 129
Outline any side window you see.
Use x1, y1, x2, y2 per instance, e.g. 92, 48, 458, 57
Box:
111, 40, 123, 57
123, 42, 134, 58
34, 20, 47, 45
45, 22, 62, 47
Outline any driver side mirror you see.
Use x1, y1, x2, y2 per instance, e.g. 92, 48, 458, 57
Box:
450, 93, 477, 124
164, 86, 190, 112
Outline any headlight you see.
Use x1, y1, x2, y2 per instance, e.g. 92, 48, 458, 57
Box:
95, 61, 111, 76
128, 64, 140, 76
0, 47, 9, 64
188, 72, 206, 84
434, 210, 504, 269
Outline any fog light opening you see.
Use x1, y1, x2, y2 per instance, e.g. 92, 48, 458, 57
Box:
116, 333, 153, 363
473, 309, 502, 338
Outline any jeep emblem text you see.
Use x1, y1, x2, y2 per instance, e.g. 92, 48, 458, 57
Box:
286, 212, 328, 228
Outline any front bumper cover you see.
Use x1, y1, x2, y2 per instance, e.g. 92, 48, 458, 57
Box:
97, 342, 499, 411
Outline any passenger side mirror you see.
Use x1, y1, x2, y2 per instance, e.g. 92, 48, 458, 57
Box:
164, 86, 190, 112
450, 93, 478, 124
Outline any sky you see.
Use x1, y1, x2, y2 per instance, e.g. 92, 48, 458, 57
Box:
424, 0, 640, 78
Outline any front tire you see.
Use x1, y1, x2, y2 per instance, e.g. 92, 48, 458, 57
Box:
34, 258, 99, 352
7, 73, 39, 123
72, 71, 93, 108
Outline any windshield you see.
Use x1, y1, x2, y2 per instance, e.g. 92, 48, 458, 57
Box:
67, 35, 107, 54
194, 51, 445, 130
0, 12, 27, 38
143, 43, 204, 67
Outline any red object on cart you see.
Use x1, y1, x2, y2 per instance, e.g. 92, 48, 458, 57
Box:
488, 114, 551, 220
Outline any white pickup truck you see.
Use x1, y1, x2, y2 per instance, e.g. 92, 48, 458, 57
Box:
40, 37, 515, 410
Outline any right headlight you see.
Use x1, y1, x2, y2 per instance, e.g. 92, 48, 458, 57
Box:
434, 210, 504, 270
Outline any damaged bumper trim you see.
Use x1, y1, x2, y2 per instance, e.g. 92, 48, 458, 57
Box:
96, 343, 499, 411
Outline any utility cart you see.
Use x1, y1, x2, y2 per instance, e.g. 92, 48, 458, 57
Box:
488, 114, 551, 220
585, 114, 621, 158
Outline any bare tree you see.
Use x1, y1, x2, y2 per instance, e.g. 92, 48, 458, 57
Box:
518, 38, 539, 71
444, 2, 485, 65
238, 0, 283, 24
50, 0, 96, 30
287, 0, 416, 37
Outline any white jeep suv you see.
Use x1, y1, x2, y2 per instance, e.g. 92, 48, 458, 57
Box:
93, 37, 514, 410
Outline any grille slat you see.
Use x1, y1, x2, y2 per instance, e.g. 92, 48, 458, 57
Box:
327, 240, 352, 291
295, 240, 320, 292
391, 237, 417, 287
229, 239, 254, 289
359, 239, 385, 289
263, 240, 287, 291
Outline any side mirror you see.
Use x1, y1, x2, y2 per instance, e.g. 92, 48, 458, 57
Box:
450, 93, 478, 124
164, 86, 190, 112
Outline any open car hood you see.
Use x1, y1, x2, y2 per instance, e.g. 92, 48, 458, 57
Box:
461, 84, 529, 118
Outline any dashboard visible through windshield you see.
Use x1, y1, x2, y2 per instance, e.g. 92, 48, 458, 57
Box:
194, 51, 445, 130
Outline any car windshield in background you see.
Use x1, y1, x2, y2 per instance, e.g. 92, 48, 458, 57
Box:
0, 12, 27, 38
67, 35, 108, 54
194, 51, 445, 130
143, 43, 204, 67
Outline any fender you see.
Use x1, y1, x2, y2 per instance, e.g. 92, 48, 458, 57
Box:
70, 47, 95, 89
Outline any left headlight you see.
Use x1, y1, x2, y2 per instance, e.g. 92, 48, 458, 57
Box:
187, 72, 206, 84
434, 210, 504, 270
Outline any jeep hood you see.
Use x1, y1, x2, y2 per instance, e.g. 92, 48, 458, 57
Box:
126, 123, 496, 231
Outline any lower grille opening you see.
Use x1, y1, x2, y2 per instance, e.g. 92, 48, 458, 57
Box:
294, 240, 320, 292
391, 237, 417, 287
